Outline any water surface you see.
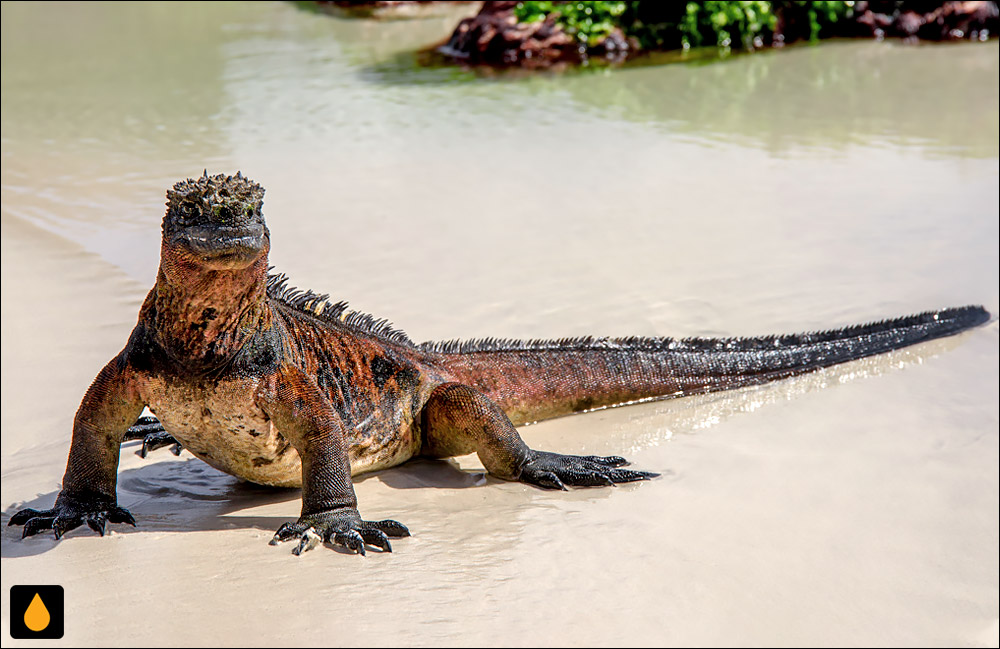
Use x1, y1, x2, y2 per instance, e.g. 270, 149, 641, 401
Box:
2, 2, 997, 646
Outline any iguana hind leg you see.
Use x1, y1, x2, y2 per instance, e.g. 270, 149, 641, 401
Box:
420, 383, 658, 490
123, 415, 183, 457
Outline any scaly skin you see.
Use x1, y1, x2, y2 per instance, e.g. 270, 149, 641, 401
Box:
9, 172, 991, 556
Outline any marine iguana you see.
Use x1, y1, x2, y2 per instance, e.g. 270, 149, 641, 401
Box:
8, 172, 991, 556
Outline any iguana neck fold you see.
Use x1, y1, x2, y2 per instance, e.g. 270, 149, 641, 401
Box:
146, 249, 272, 369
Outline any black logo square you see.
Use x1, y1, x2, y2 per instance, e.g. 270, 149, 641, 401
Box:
9, 585, 64, 639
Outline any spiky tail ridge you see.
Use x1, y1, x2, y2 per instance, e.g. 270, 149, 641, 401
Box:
422, 305, 991, 425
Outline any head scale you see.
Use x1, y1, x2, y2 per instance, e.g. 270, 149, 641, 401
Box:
164, 170, 265, 233
161, 171, 269, 269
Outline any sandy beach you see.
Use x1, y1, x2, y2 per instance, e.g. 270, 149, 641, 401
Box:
2, 2, 998, 646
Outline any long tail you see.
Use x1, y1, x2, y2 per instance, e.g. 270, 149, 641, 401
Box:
421, 305, 991, 425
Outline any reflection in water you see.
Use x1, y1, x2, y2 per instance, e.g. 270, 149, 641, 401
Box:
365, 38, 999, 158
550, 40, 1000, 157
299, 1, 479, 57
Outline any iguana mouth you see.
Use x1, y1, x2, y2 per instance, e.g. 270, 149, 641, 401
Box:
172, 223, 267, 267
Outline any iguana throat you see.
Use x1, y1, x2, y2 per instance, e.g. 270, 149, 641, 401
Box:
149, 171, 273, 368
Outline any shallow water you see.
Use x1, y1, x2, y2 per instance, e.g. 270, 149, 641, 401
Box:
2, 2, 998, 646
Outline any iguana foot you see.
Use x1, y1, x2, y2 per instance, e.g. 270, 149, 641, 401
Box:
8, 493, 136, 539
138, 431, 183, 458
123, 415, 163, 438
269, 507, 410, 556
123, 416, 182, 457
519, 450, 658, 490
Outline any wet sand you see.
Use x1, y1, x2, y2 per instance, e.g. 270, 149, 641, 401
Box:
2, 2, 998, 646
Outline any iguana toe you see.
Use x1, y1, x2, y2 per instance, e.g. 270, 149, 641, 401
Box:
332, 528, 367, 555
9, 507, 45, 526
292, 527, 323, 555
20, 515, 57, 539
53, 515, 84, 539
359, 527, 392, 552
86, 511, 107, 536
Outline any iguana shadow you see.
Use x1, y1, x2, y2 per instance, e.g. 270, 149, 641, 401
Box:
0, 455, 495, 558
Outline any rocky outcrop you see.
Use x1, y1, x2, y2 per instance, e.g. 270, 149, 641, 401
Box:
436, 1, 998, 69
437, 1, 629, 68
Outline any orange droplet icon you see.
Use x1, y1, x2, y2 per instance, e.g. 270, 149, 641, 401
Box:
24, 592, 51, 632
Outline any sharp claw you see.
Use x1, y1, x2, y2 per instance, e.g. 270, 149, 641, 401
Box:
292, 528, 322, 556
135, 430, 181, 458
87, 513, 108, 536
334, 529, 366, 555
53, 516, 82, 540
361, 529, 392, 552
532, 471, 567, 490
108, 507, 136, 526
270, 522, 298, 544
349, 529, 366, 556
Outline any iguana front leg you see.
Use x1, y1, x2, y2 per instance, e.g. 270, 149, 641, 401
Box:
421, 383, 657, 489
258, 365, 409, 556
9, 354, 144, 538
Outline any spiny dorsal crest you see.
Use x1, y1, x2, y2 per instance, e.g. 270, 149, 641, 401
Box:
165, 170, 265, 224
418, 307, 984, 354
266, 272, 414, 346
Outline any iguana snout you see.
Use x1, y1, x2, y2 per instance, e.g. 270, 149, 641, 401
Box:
162, 170, 268, 269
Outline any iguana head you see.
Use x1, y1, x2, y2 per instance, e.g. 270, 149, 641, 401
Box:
162, 171, 268, 270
